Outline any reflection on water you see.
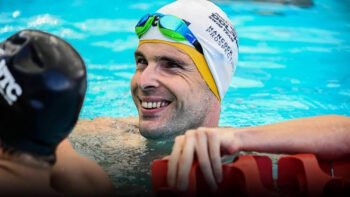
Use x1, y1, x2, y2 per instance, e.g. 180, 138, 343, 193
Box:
69, 117, 173, 196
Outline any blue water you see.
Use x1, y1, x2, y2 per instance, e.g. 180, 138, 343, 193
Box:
1, 0, 350, 127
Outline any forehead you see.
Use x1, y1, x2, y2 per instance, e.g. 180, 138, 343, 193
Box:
135, 42, 194, 63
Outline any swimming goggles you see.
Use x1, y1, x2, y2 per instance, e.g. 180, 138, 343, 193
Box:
135, 13, 203, 54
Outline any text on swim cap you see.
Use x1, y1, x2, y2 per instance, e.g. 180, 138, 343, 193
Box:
206, 13, 238, 64
209, 13, 238, 46
206, 26, 233, 64
0, 59, 22, 106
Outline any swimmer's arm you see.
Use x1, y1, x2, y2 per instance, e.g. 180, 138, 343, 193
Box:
51, 139, 114, 195
167, 115, 350, 191
236, 115, 350, 160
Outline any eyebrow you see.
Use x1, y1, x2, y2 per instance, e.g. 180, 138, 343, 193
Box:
155, 56, 187, 66
134, 51, 144, 57
134, 50, 188, 66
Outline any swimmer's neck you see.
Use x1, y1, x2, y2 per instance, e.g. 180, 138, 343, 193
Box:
201, 102, 221, 127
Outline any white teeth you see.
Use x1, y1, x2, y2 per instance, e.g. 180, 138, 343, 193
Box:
141, 101, 169, 109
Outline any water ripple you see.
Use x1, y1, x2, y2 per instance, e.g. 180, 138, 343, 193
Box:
240, 26, 342, 44
231, 77, 264, 88
27, 14, 60, 27
75, 19, 138, 35
92, 36, 138, 51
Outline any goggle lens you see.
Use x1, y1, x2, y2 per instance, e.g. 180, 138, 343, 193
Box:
158, 15, 186, 41
135, 13, 203, 53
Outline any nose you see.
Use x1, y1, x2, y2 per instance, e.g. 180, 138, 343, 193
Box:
137, 63, 159, 91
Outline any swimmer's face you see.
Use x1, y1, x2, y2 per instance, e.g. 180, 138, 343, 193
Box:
131, 42, 216, 139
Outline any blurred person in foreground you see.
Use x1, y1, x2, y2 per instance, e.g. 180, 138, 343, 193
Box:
0, 29, 113, 195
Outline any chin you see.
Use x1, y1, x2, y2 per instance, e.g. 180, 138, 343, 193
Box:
140, 128, 166, 140
139, 125, 176, 140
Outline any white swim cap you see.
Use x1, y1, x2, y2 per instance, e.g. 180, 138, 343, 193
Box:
138, 0, 238, 100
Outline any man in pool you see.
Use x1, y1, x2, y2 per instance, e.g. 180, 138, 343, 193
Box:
54, 0, 350, 193
0, 29, 113, 195
131, 0, 350, 192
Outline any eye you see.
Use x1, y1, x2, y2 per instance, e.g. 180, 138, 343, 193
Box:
135, 57, 147, 69
160, 60, 183, 70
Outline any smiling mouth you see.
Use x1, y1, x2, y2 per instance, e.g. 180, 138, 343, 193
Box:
140, 100, 171, 110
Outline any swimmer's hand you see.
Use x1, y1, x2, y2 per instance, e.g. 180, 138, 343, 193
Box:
166, 127, 242, 192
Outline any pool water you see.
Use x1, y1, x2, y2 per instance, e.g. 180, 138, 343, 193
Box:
1, 0, 350, 195
1, 0, 349, 124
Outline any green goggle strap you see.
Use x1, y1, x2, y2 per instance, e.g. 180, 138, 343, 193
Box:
158, 27, 187, 42
135, 16, 155, 38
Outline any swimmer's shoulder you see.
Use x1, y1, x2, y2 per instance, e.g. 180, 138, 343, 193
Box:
52, 139, 114, 195
117, 116, 139, 127
0, 159, 59, 195
72, 116, 139, 135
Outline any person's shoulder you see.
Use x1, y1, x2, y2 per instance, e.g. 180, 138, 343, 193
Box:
52, 139, 114, 195
0, 160, 23, 186
117, 116, 139, 127
73, 116, 139, 135
0, 160, 60, 195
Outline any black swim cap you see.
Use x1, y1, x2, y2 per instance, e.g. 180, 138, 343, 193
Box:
0, 29, 87, 158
